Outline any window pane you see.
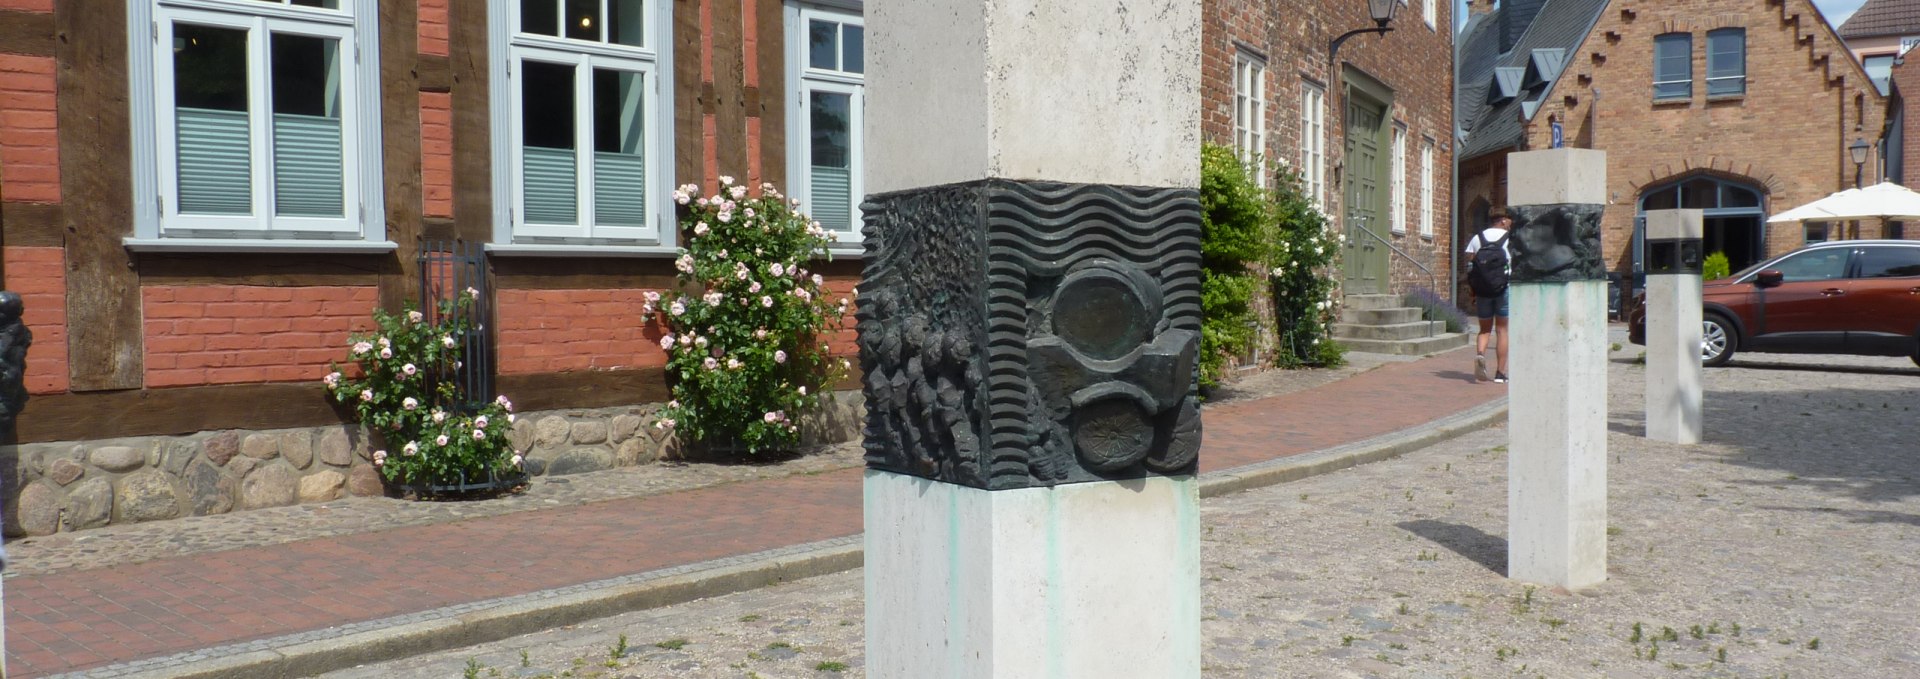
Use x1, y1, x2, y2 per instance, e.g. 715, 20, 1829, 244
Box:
1858, 247, 1920, 278
609, 0, 645, 47
593, 68, 646, 227
1722, 184, 1760, 208
566, 0, 600, 41
1707, 30, 1744, 77
1681, 178, 1716, 209
521, 0, 559, 36
1775, 248, 1847, 281
271, 33, 345, 218
809, 20, 837, 70
842, 25, 863, 74
174, 23, 252, 216
1642, 186, 1677, 210
1654, 34, 1690, 99
1865, 55, 1894, 96
287, 0, 340, 8
810, 90, 852, 231
522, 60, 578, 224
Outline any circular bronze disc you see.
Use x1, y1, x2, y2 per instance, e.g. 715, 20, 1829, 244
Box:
1073, 397, 1155, 471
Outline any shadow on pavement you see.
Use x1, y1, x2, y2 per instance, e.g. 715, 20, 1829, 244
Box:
1396, 519, 1507, 577
1703, 384, 1920, 507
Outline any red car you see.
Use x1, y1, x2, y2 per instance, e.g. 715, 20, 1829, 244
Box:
1628, 240, 1920, 367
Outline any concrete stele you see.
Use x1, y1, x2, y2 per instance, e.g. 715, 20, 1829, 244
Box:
864, 470, 1202, 679
1643, 209, 1704, 445
1505, 147, 1609, 590
864, 0, 1201, 194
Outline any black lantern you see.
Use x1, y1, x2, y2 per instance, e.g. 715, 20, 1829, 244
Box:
1368, 0, 1400, 28
1850, 137, 1871, 188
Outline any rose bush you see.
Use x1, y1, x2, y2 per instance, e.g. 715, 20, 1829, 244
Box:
1267, 165, 1345, 368
325, 289, 521, 489
645, 176, 849, 454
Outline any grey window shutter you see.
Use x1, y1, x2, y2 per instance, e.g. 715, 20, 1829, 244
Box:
810, 165, 852, 232
593, 151, 647, 226
523, 146, 579, 224
176, 107, 254, 215
273, 113, 346, 218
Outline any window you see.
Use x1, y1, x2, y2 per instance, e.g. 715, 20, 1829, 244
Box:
1420, 138, 1435, 237
131, 0, 383, 244
1389, 124, 1406, 234
1423, 0, 1436, 29
492, 0, 672, 246
1706, 29, 1745, 97
1803, 222, 1830, 246
1300, 81, 1326, 208
787, 5, 864, 245
1864, 54, 1895, 96
1891, 221, 1907, 240
1772, 247, 1849, 282
1857, 246, 1920, 278
1232, 51, 1266, 184
1653, 33, 1692, 101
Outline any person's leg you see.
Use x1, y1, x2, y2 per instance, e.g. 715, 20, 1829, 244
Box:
1494, 291, 1511, 380
1473, 297, 1493, 382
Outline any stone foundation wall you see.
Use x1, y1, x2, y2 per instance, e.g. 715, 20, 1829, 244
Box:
1, 392, 863, 538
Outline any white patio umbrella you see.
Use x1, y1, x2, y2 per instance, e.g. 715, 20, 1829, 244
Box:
1768, 182, 1920, 223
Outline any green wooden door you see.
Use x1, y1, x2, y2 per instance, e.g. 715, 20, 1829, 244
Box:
1342, 95, 1389, 295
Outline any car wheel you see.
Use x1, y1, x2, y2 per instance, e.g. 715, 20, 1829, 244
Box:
1702, 313, 1736, 367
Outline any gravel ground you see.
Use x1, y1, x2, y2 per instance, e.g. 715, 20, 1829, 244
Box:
2, 357, 1389, 578
324, 350, 1920, 679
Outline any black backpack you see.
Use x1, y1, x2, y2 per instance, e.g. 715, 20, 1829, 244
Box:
1467, 230, 1511, 297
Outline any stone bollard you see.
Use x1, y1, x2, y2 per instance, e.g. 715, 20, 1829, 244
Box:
1504, 148, 1609, 590
1642, 209, 1705, 444
859, 1, 1203, 676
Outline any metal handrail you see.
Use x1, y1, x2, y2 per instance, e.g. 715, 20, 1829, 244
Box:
1347, 217, 1438, 337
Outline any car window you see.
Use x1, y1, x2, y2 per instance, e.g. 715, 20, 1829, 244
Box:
1856, 246, 1920, 278
1771, 249, 1850, 282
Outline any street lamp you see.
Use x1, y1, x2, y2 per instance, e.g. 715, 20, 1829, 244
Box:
1330, 0, 1401, 68
1850, 137, 1870, 188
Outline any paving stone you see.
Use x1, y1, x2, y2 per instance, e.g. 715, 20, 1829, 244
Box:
203, 431, 240, 466
115, 470, 181, 523
535, 416, 572, 448
184, 460, 236, 516
298, 470, 347, 503
570, 420, 609, 445
610, 414, 643, 444
47, 458, 85, 486
12, 480, 59, 536
241, 464, 299, 510
319, 427, 354, 467
241, 433, 280, 460
282, 431, 315, 470
89, 445, 145, 473
63, 477, 114, 531
347, 464, 386, 497
545, 448, 615, 476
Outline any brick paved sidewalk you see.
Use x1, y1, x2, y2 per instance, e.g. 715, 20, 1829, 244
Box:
3, 347, 1501, 677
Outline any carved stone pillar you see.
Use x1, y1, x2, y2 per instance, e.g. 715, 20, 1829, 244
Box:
859, 1, 1203, 676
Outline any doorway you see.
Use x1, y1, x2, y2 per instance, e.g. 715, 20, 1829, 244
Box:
1341, 86, 1391, 295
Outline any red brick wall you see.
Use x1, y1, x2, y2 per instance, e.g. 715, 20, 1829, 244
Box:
142, 286, 377, 388
0, 0, 52, 12
0, 54, 60, 204
418, 0, 450, 56
420, 91, 455, 218
1202, 0, 1457, 297
5, 247, 67, 395
495, 289, 668, 374
1894, 58, 1920, 193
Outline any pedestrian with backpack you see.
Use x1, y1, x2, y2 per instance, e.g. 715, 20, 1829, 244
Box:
1464, 207, 1513, 384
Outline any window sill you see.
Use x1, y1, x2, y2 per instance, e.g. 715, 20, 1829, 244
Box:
124, 238, 399, 254
1651, 96, 1692, 106
487, 243, 679, 258
1705, 93, 1746, 103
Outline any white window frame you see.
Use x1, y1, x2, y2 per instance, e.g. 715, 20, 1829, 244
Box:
1300, 81, 1326, 209
1423, 0, 1437, 29
1420, 137, 1435, 238
1390, 123, 1406, 234
126, 0, 388, 250
785, 2, 865, 249
1232, 50, 1266, 185
489, 0, 676, 251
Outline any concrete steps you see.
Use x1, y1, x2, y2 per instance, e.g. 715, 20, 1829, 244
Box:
1333, 294, 1470, 356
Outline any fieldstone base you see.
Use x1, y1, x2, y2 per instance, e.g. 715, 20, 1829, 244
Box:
0, 392, 864, 538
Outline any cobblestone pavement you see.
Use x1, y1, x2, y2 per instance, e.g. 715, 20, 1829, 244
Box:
329, 352, 1920, 679
0, 355, 1388, 579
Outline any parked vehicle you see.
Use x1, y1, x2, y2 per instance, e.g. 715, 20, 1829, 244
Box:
1628, 240, 1920, 367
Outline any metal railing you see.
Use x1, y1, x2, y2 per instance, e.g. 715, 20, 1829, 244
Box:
418, 241, 494, 412
1348, 218, 1438, 338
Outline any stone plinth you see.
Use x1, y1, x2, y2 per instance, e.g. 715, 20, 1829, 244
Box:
864, 470, 1201, 678
1505, 147, 1610, 590
1643, 209, 1704, 445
